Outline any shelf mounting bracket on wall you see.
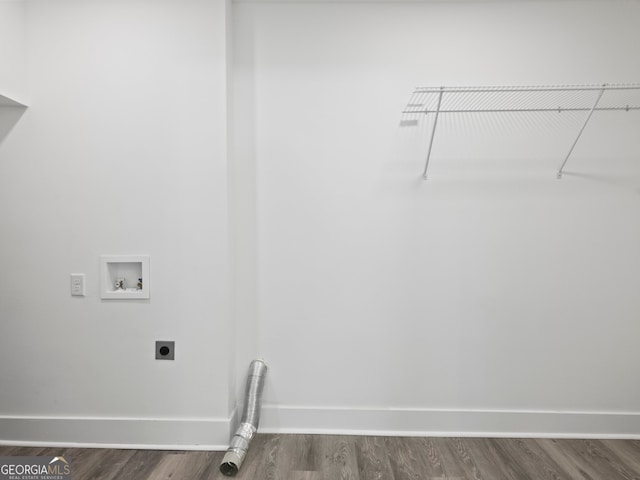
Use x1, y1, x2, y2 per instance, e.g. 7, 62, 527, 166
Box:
556, 84, 605, 179
402, 83, 640, 179
423, 87, 443, 180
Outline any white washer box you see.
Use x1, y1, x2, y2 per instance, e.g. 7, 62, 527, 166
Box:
100, 255, 150, 299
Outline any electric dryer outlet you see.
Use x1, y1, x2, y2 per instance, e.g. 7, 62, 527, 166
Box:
155, 341, 175, 360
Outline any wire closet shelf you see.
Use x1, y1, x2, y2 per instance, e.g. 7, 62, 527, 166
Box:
402, 83, 640, 179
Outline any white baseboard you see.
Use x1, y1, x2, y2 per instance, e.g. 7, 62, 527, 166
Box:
2, 407, 639, 449
0, 415, 232, 450
259, 405, 640, 439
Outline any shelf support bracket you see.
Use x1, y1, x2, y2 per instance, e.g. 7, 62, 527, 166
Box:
557, 85, 606, 179
423, 87, 444, 180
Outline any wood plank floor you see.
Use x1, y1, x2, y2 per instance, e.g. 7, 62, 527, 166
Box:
1, 435, 640, 480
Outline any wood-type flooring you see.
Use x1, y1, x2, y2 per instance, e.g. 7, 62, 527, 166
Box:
1, 434, 640, 479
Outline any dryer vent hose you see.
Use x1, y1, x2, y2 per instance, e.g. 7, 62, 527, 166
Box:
220, 359, 267, 476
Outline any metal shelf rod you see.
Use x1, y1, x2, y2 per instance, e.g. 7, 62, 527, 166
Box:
415, 85, 640, 94
404, 107, 640, 114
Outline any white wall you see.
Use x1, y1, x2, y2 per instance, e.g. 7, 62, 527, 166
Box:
2, 0, 640, 448
0, 0, 27, 142
235, 0, 640, 436
230, 0, 261, 410
0, 0, 234, 447
0, 0, 25, 101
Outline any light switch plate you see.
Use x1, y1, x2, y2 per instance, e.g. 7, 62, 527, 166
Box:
70, 273, 86, 296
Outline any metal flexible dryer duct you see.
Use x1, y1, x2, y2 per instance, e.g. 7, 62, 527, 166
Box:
220, 359, 267, 476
